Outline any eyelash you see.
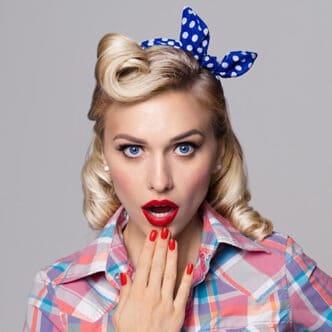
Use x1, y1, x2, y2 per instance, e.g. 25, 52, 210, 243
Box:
118, 145, 143, 158
117, 142, 200, 158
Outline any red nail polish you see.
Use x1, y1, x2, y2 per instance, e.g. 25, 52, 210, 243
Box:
149, 230, 158, 242
161, 228, 169, 239
186, 263, 194, 275
169, 238, 176, 250
120, 273, 127, 286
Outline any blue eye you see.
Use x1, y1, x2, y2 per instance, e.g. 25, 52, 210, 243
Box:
175, 143, 195, 156
121, 145, 142, 158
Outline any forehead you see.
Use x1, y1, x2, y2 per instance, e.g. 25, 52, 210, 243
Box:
104, 91, 213, 138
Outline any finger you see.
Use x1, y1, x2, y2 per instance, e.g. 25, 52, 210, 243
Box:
133, 229, 158, 287
174, 263, 194, 311
115, 272, 132, 315
161, 238, 178, 301
147, 227, 170, 291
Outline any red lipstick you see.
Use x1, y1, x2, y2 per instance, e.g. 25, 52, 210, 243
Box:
141, 199, 179, 227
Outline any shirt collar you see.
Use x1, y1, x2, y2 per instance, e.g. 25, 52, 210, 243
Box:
55, 202, 269, 286
200, 201, 270, 254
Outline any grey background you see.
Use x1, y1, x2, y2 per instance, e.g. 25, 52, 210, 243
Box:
1, 1, 331, 330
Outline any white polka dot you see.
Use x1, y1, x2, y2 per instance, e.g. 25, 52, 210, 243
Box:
248, 62, 252, 68
194, 55, 199, 60
197, 47, 203, 54
202, 40, 208, 47
204, 55, 210, 61
206, 63, 214, 68
241, 51, 248, 55
186, 44, 193, 51
182, 31, 189, 39
182, 17, 187, 25
167, 40, 175, 46
189, 20, 196, 28
203, 28, 209, 36
221, 62, 229, 68
147, 40, 154, 46
232, 55, 239, 62
221, 72, 226, 76
192, 34, 198, 42
241, 58, 246, 63
235, 65, 242, 71
161, 38, 168, 42
198, 26, 202, 31
173, 45, 180, 49
251, 53, 257, 59
231, 72, 237, 77
188, 9, 193, 14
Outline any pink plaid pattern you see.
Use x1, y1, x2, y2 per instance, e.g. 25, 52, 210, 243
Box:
24, 203, 332, 331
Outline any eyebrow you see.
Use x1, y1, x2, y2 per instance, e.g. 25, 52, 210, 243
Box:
113, 129, 205, 144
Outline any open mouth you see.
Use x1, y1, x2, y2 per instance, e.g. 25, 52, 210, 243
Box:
141, 200, 179, 227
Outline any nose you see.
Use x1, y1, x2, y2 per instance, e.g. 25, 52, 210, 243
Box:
147, 155, 174, 193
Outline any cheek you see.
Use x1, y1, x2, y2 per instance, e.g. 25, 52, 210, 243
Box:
110, 168, 134, 201
181, 163, 212, 194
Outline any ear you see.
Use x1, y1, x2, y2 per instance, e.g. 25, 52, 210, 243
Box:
101, 151, 108, 164
101, 153, 110, 171
218, 139, 225, 158
211, 163, 222, 175
210, 143, 224, 174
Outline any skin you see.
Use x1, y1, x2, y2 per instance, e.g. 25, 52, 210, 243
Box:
102, 91, 220, 331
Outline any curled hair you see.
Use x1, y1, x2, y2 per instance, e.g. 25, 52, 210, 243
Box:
82, 33, 273, 240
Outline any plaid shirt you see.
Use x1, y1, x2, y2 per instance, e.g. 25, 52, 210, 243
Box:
24, 203, 332, 331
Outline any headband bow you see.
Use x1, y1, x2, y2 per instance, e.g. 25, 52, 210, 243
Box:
141, 7, 257, 79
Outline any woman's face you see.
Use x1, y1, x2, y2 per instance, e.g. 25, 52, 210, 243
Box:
103, 91, 219, 237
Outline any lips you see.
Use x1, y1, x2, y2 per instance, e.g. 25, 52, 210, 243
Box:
141, 199, 179, 227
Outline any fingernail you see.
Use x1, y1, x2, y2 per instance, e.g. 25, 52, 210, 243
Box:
186, 263, 194, 275
120, 273, 127, 286
149, 230, 158, 242
161, 228, 169, 239
169, 238, 176, 250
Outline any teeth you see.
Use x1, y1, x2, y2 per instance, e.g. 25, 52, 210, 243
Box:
149, 211, 171, 218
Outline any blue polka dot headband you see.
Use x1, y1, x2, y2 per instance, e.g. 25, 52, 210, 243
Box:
141, 7, 257, 79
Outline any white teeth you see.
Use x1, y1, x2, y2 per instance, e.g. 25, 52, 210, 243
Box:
150, 211, 171, 218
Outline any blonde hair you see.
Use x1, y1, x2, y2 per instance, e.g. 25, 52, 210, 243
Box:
82, 33, 273, 241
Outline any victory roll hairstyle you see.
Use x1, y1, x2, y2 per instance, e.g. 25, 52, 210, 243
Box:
81, 33, 273, 241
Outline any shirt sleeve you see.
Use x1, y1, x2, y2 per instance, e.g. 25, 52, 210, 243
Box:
24, 270, 64, 332
286, 236, 332, 331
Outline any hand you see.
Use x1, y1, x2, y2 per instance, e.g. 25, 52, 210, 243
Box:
112, 228, 194, 332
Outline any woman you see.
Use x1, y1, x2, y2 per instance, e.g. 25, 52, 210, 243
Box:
24, 7, 332, 331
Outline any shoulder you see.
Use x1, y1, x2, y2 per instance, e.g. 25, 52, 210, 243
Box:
243, 231, 318, 279
218, 231, 314, 270
27, 239, 119, 324
27, 247, 90, 313
28, 226, 116, 300
38, 249, 84, 286
260, 232, 317, 273
211, 232, 318, 299
35, 205, 126, 286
